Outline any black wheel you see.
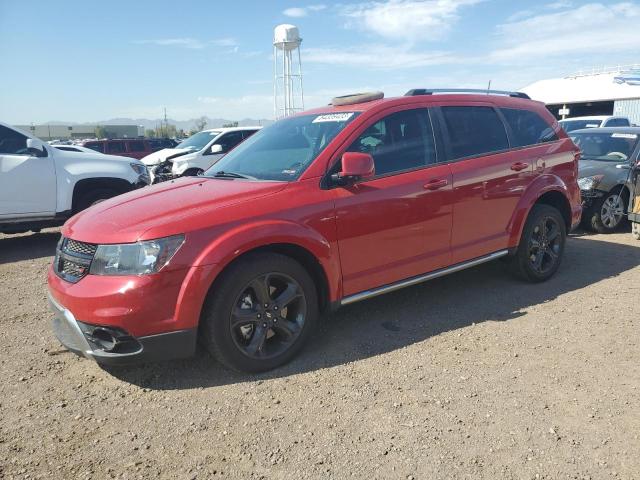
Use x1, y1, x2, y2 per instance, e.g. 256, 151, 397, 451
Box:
183, 168, 204, 177
75, 188, 119, 213
633, 222, 640, 241
510, 204, 566, 282
585, 188, 628, 233
201, 253, 318, 373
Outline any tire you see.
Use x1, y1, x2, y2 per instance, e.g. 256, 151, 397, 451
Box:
75, 188, 119, 213
632, 222, 640, 240
510, 204, 567, 282
201, 253, 319, 373
585, 188, 628, 234
182, 168, 204, 177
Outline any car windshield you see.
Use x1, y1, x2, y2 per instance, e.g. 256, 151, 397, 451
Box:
571, 131, 639, 162
177, 130, 221, 151
204, 112, 360, 181
560, 119, 602, 132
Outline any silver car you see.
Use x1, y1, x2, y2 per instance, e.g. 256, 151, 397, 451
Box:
571, 127, 639, 233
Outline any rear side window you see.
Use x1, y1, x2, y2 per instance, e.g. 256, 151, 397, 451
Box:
441, 106, 509, 159
128, 140, 145, 152
107, 141, 126, 154
606, 118, 630, 127
347, 108, 437, 176
500, 108, 558, 147
85, 142, 104, 153
242, 130, 259, 140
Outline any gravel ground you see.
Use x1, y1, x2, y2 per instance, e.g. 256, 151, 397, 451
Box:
1, 227, 639, 480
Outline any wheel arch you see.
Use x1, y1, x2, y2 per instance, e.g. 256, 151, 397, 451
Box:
71, 177, 136, 212
508, 175, 576, 247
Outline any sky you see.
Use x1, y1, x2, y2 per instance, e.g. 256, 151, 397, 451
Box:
1, 0, 639, 124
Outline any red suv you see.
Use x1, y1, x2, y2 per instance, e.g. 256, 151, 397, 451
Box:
48, 90, 581, 372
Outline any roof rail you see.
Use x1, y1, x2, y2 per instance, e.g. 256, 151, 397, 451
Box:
404, 88, 531, 99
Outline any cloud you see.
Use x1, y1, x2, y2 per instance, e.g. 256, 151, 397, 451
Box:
489, 2, 640, 62
135, 37, 239, 50
283, 4, 326, 17
305, 45, 459, 69
340, 0, 483, 42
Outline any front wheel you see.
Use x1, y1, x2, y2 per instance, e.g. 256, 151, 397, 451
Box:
509, 204, 566, 282
201, 253, 318, 373
585, 189, 628, 233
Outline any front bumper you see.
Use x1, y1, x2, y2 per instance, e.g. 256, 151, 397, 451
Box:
48, 293, 196, 366
580, 189, 605, 209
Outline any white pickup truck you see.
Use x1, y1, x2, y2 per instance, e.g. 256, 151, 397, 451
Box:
0, 122, 150, 234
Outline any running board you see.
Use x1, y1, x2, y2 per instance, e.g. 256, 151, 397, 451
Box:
340, 250, 509, 306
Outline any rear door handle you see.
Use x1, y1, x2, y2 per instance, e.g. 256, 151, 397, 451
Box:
424, 179, 449, 190
510, 162, 529, 172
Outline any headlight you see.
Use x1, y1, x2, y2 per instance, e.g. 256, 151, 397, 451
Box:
578, 175, 603, 191
130, 163, 148, 176
90, 235, 184, 276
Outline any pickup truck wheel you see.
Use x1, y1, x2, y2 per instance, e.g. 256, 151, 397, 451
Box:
75, 188, 119, 213
633, 222, 640, 240
586, 189, 628, 233
201, 253, 318, 373
510, 204, 566, 282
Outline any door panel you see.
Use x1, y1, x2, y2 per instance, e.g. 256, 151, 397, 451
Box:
0, 153, 56, 215
334, 165, 453, 296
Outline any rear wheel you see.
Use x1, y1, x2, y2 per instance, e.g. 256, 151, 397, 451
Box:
510, 204, 566, 282
585, 189, 628, 233
201, 253, 318, 373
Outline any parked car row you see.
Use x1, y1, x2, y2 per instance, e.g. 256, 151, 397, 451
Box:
82, 137, 178, 159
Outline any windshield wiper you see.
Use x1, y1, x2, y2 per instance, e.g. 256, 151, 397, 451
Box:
212, 170, 251, 179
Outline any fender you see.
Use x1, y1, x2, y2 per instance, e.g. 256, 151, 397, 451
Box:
173, 219, 342, 329
507, 173, 575, 247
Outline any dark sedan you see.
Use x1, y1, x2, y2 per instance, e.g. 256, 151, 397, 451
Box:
571, 127, 639, 233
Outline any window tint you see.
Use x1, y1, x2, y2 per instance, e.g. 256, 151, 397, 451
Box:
215, 131, 244, 152
346, 109, 436, 176
500, 108, 558, 147
128, 140, 145, 152
242, 129, 259, 140
606, 118, 630, 127
0, 125, 28, 154
441, 106, 509, 159
85, 142, 104, 153
107, 141, 126, 154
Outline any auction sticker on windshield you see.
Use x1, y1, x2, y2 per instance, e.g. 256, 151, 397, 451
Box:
611, 133, 638, 139
312, 113, 355, 123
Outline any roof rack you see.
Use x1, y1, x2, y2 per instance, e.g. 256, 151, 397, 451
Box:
404, 88, 531, 99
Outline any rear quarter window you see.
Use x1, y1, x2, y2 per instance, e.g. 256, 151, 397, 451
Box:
500, 108, 558, 147
441, 106, 509, 159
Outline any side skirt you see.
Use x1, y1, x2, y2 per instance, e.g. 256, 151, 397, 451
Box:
340, 250, 509, 306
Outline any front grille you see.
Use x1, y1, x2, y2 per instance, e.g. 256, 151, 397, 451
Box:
54, 238, 96, 283
66, 239, 97, 256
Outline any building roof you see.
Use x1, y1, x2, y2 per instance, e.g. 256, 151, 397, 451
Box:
522, 67, 640, 105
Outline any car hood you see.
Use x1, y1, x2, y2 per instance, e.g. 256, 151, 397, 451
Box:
53, 148, 138, 165
578, 159, 624, 178
141, 147, 197, 166
63, 177, 287, 244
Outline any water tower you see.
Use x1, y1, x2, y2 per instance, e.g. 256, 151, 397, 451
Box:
273, 24, 304, 119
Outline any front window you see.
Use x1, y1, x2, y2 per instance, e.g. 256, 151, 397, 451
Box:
560, 119, 602, 132
571, 131, 639, 162
177, 131, 221, 151
205, 112, 360, 181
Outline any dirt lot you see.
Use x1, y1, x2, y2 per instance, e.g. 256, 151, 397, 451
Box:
1, 228, 639, 480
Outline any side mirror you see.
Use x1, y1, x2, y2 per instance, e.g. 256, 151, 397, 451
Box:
26, 138, 48, 157
210, 144, 224, 154
331, 152, 375, 186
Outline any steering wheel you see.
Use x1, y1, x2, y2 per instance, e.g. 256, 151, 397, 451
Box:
608, 152, 628, 160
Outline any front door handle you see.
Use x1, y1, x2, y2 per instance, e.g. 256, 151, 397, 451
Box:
424, 179, 449, 190
510, 162, 529, 172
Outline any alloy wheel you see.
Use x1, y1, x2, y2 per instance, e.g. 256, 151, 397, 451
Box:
229, 273, 307, 360
527, 216, 562, 276
600, 194, 625, 229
